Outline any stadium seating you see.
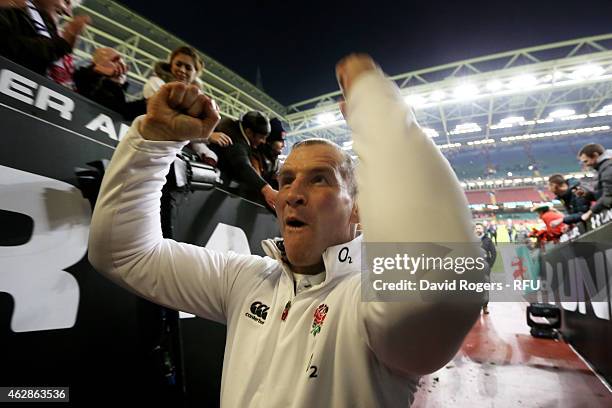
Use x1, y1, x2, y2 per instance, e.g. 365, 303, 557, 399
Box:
494, 187, 542, 203
465, 190, 492, 205
447, 133, 612, 181
465, 187, 553, 205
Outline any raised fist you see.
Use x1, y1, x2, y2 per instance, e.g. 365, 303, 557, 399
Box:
139, 82, 221, 142
336, 53, 380, 97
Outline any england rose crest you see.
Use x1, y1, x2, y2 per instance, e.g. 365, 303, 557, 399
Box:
311, 304, 329, 337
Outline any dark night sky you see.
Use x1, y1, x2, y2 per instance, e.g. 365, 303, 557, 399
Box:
117, 0, 612, 105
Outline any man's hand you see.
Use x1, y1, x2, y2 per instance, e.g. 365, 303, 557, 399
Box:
92, 48, 128, 83
209, 131, 233, 147
581, 210, 592, 222
575, 186, 585, 197
261, 184, 278, 210
61, 15, 91, 48
336, 54, 379, 98
139, 82, 221, 142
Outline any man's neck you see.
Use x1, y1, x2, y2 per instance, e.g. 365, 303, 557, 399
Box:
290, 260, 325, 276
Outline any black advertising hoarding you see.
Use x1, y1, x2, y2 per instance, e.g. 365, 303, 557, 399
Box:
540, 225, 612, 385
0, 56, 279, 406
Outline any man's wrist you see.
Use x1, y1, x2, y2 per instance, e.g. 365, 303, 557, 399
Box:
138, 117, 167, 141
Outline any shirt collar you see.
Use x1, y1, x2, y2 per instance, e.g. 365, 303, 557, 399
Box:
261, 234, 362, 286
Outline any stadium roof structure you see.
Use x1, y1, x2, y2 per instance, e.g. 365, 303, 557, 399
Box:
68, 0, 286, 120
68, 1, 612, 155
285, 34, 612, 154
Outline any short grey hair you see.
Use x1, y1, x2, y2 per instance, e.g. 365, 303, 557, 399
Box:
290, 138, 357, 198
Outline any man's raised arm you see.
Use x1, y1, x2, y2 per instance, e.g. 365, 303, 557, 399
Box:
338, 55, 483, 376
88, 83, 257, 323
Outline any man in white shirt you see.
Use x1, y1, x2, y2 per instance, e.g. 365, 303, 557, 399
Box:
89, 54, 482, 407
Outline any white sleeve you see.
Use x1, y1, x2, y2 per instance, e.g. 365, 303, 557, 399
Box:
142, 76, 165, 99
88, 116, 263, 323
348, 71, 481, 375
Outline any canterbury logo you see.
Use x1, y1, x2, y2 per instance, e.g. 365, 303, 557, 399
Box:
250, 301, 269, 319
245, 301, 269, 325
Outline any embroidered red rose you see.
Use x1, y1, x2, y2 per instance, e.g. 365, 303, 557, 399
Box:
311, 304, 329, 336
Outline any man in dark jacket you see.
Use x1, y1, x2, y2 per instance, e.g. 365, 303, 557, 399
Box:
211, 111, 277, 209
547, 174, 590, 227
74, 47, 146, 121
486, 222, 497, 244
475, 223, 496, 314
0, 0, 88, 85
577, 144, 612, 222
257, 117, 286, 190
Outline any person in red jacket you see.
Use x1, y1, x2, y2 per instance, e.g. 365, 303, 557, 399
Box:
530, 204, 567, 244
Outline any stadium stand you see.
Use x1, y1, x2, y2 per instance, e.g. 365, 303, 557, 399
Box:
465, 187, 560, 205
465, 190, 492, 205
494, 187, 543, 203
447, 133, 612, 181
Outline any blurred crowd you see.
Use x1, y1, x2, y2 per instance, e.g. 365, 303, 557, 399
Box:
477, 143, 612, 249
0, 0, 285, 209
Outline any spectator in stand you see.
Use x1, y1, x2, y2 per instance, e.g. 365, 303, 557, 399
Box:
486, 222, 497, 244
143, 45, 203, 98
143, 45, 231, 165
576, 144, 612, 222
547, 174, 590, 229
257, 117, 286, 189
475, 223, 496, 315
74, 47, 146, 121
211, 111, 277, 209
0, 0, 90, 88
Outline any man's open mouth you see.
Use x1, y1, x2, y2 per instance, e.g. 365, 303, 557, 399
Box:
285, 217, 307, 229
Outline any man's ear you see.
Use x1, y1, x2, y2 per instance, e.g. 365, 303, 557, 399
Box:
350, 203, 360, 224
